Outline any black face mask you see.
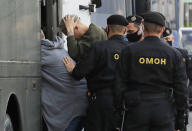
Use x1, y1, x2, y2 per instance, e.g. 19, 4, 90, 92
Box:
126, 31, 142, 42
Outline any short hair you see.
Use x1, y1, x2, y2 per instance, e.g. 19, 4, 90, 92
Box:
144, 22, 163, 34
108, 25, 126, 33
59, 15, 80, 29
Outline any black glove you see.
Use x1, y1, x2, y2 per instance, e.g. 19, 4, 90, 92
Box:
175, 110, 185, 131
113, 109, 123, 129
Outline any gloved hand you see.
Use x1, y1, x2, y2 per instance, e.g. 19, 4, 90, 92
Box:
113, 108, 123, 129
175, 110, 185, 131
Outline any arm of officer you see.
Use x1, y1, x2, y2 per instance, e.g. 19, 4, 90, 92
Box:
113, 47, 131, 128
173, 51, 188, 131
184, 50, 192, 81
63, 43, 98, 80
67, 35, 91, 62
114, 47, 131, 108
115, 47, 131, 107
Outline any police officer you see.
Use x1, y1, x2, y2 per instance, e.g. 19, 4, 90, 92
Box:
163, 27, 192, 131
125, 15, 144, 42
63, 14, 129, 131
115, 11, 188, 131
163, 27, 192, 82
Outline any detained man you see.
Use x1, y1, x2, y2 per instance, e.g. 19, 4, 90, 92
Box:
40, 30, 88, 131
60, 14, 108, 62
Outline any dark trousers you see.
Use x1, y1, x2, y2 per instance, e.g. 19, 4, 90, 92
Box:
123, 98, 175, 131
65, 116, 84, 131
84, 95, 116, 131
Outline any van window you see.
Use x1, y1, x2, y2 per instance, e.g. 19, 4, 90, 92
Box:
91, 0, 129, 28
151, 0, 176, 30
181, 30, 192, 55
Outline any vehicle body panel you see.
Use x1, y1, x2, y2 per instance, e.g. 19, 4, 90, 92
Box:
0, 0, 41, 130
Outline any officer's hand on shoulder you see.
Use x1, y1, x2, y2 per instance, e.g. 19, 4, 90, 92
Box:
63, 56, 75, 73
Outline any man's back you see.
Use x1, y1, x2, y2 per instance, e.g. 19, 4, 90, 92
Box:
121, 36, 182, 92
71, 35, 128, 92
87, 35, 127, 90
115, 11, 188, 131
116, 36, 188, 131
41, 37, 88, 131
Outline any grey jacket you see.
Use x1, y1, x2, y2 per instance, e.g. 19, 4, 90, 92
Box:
41, 37, 88, 131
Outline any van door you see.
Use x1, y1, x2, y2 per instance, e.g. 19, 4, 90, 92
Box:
60, 0, 91, 27
41, 0, 58, 40
91, 0, 132, 28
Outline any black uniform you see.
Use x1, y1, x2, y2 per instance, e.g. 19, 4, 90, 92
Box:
176, 48, 192, 131
163, 27, 192, 85
162, 26, 191, 131
176, 48, 192, 99
176, 48, 192, 83
71, 35, 128, 131
115, 36, 188, 131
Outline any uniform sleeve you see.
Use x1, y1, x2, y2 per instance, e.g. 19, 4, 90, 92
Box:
173, 51, 188, 111
71, 44, 98, 80
67, 36, 91, 62
185, 52, 192, 81
114, 47, 130, 109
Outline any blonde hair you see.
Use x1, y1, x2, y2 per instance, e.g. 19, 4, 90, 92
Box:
59, 15, 80, 29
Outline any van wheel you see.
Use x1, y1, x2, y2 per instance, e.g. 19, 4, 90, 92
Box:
4, 114, 14, 131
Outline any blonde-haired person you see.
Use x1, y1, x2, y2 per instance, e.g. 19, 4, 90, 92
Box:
60, 14, 107, 62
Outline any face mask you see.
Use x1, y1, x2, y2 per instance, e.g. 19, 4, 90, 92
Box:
126, 31, 142, 42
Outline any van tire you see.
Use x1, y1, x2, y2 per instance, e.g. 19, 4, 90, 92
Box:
4, 114, 14, 131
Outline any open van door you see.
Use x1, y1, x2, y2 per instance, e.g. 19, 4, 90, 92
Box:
60, 0, 93, 27
41, 0, 94, 40
91, 0, 132, 28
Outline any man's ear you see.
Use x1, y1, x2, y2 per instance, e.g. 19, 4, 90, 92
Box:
161, 27, 165, 34
106, 25, 109, 32
123, 27, 127, 34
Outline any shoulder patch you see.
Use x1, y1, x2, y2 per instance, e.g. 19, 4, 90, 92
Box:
114, 53, 120, 60
183, 58, 186, 63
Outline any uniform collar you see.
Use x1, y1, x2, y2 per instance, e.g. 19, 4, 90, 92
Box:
144, 36, 160, 40
109, 35, 124, 40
